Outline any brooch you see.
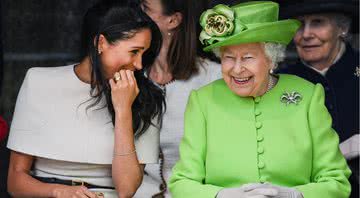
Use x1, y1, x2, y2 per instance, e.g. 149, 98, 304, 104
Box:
355, 66, 360, 77
280, 91, 302, 105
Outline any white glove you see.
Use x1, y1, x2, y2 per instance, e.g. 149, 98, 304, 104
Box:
340, 134, 359, 160
243, 183, 303, 198
216, 183, 278, 198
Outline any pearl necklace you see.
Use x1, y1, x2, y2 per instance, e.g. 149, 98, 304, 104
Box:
265, 75, 277, 94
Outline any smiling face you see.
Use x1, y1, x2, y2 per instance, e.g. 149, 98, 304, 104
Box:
220, 42, 272, 97
293, 14, 343, 69
98, 28, 152, 79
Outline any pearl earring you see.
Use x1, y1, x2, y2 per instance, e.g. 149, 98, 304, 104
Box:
98, 49, 102, 55
167, 32, 172, 36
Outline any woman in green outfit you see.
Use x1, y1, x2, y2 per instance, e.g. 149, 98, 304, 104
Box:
169, 1, 351, 198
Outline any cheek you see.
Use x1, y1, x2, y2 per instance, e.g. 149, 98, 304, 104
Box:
101, 54, 132, 75
252, 62, 269, 80
221, 62, 233, 77
293, 32, 302, 44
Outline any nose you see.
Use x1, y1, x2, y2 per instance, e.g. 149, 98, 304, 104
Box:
133, 56, 143, 70
233, 58, 245, 73
300, 23, 313, 40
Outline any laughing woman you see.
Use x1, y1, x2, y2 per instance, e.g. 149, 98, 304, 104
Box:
169, 1, 351, 198
7, 1, 164, 198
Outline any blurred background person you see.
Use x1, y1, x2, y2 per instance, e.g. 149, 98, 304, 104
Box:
277, 1, 359, 197
134, 0, 222, 197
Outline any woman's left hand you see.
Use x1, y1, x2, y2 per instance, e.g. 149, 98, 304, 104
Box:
109, 70, 139, 113
244, 183, 303, 198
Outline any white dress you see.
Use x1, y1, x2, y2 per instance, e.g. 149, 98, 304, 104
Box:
7, 64, 160, 198
134, 58, 222, 197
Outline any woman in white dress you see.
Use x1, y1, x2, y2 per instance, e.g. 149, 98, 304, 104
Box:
7, 1, 165, 198
135, 0, 221, 197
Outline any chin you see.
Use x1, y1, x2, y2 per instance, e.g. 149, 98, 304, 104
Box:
230, 88, 251, 97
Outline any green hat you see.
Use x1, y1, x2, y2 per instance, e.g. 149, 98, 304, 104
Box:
199, 1, 301, 51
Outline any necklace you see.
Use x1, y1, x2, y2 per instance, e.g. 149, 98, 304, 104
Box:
265, 75, 277, 94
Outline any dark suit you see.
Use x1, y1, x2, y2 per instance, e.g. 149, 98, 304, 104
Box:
277, 44, 359, 198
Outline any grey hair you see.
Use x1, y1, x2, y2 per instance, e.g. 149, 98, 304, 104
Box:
263, 42, 286, 69
330, 13, 352, 41
213, 42, 286, 69
212, 47, 221, 59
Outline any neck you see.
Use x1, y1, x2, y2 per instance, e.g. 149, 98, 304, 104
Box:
149, 33, 174, 85
310, 40, 343, 71
74, 56, 92, 84
256, 74, 277, 97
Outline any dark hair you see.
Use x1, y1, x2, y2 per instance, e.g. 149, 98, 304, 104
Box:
141, 0, 217, 80
81, 1, 165, 137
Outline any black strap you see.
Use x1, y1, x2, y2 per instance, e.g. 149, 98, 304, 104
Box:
33, 176, 115, 190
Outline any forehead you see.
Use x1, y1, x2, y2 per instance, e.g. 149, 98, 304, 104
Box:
221, 43, 264, 54
115, 28, 152, 48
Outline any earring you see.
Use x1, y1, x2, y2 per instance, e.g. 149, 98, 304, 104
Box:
270, 69, 274, 74
98, 49, 102, 55
341, 32, 347, 37
167, 32, 172, 36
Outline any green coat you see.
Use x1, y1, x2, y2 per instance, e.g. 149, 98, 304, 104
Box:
169, 74, 351, 198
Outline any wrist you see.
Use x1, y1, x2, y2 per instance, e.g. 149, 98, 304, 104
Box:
50, 184, 62, 197
115, 107, 132, 117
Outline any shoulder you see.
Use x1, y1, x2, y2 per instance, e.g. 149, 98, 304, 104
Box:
278, 74, 324, 102
193, 79, 228, 100
280, 74, 314, 87
19, 65, 77, 101
197, 58, 220, 68
277, 62, 307, 74
196, 58, 222, 77
23, 65, 75, 87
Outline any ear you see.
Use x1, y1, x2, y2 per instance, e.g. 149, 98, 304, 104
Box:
167, 12, 183, 30
338, 26, 349, 38
95, 34, 109, 53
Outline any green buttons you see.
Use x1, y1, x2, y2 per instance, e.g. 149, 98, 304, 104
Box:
254, 97, 261, 103
257, 134, 264, 142
255, 109, 262, 116
255, 122, 262, 129
258, 161, 265, 169
259, 177, 266, 183
257, 147, 264, 154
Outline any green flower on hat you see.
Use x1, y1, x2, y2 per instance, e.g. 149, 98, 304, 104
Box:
199, 1, 301, 52
199, 4, 238, 45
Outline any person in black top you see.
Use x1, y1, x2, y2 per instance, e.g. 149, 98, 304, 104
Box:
277, 0, 359, 197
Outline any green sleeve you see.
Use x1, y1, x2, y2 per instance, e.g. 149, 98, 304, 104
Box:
169, 90, 223, 198
295, 84, 351, 198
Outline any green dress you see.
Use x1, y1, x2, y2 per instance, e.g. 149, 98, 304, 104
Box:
169, 74, 351, 198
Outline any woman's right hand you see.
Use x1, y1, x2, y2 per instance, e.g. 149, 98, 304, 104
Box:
109, 70, 139, 114
52, 185, 100, 198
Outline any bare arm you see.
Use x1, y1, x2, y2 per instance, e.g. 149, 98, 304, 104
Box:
110, 70, 145, 198
8, 151, 57, 197
8, 151, 99, 198
112, 109, 145, 198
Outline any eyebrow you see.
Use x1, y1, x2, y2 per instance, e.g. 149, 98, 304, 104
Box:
130, 46, 145, 50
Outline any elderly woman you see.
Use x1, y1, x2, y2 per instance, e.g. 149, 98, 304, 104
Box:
169, 1, 351, 198
277, 0, 359, 197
